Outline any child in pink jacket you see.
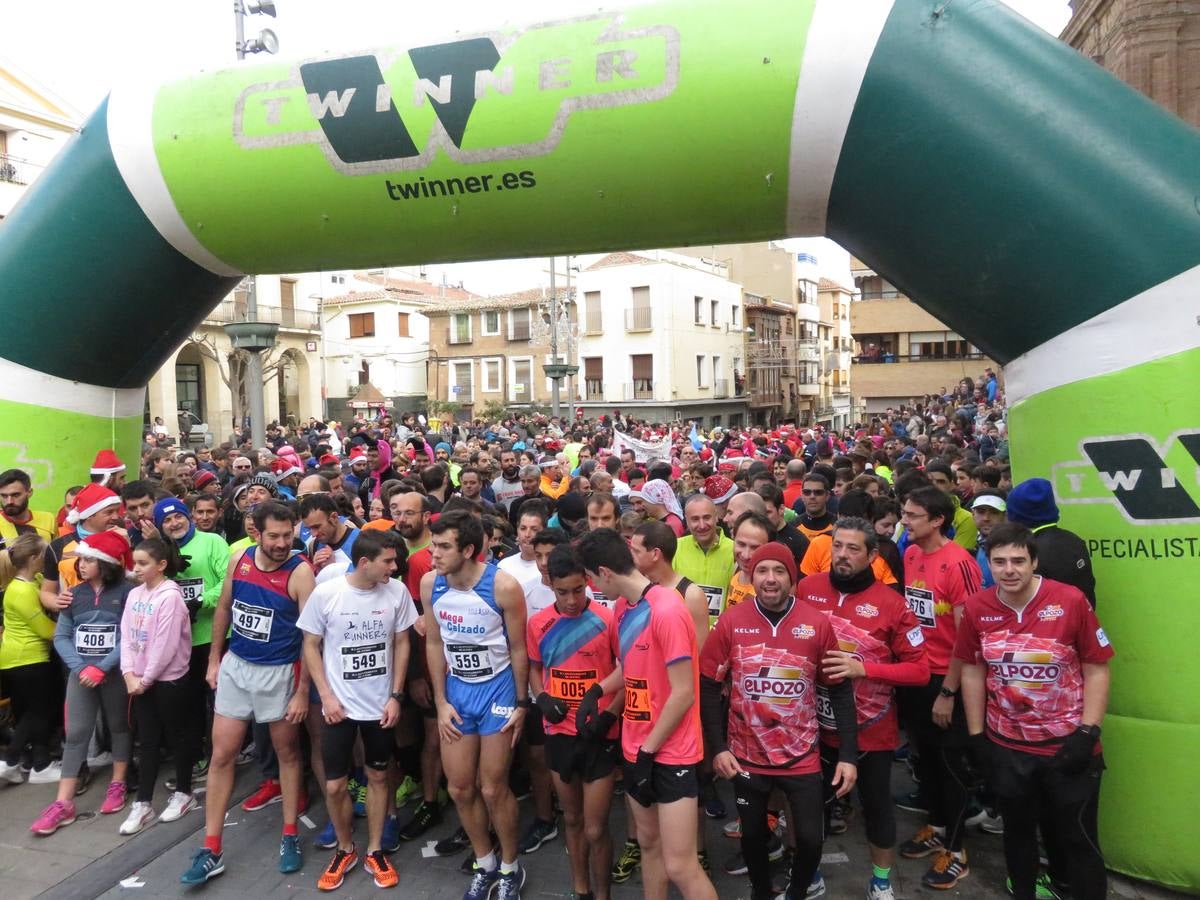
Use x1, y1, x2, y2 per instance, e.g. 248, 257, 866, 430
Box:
119, 537, 199, 836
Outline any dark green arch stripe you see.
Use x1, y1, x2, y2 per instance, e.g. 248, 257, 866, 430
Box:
0, 99, 240, 388
827, 0, 1200, 365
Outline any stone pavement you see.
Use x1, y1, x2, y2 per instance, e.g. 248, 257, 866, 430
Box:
0, 758, 1184, 900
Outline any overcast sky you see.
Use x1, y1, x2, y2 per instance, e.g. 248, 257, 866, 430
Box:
1, 0, 1073, 293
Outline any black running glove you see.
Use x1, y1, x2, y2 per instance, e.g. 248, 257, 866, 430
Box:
1053, 726, 1099, 775
584, 710, 617, 741
627, 748, 657, 807
575, 683, 604, 735
535, 692, 569, 724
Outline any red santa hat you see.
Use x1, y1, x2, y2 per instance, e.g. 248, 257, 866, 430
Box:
67, 483, 122, 525
91, 449, 126, 478
74, 529, 133, 572
318, 453, 340, 467
271, 458, 303, 480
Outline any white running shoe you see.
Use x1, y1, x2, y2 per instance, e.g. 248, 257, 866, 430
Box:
119, 801, 157, 835
28, 761, 63, 784
160, 792, 197, 823
0, 760, 25, 784
866, 879, 896, 900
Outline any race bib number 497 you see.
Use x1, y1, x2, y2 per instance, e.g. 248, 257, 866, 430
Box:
231, 599, 273, 642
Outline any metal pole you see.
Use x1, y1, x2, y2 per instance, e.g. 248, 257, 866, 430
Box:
565, 256, 573, 409
234, 0, 246, 60
244, 276, 268, 447
549, 256, 561, 420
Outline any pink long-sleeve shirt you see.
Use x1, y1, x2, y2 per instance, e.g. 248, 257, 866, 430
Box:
120, 579, 191, 685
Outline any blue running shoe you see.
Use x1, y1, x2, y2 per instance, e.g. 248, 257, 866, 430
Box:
314, 820, 338, 849
495, 864, 526, 900
279, 834, 303, 874
181, 848, 225, 885
381, 814, 401, 854
462, 866, 500, 900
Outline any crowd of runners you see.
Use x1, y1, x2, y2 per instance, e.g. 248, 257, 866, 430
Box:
0, 377, 1114, 900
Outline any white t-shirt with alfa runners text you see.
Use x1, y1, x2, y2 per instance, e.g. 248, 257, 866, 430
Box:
297, 576, 419, 721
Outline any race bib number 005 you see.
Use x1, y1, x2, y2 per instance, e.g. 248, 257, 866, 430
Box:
548, 668, 598, 709
231, 599, 273, 643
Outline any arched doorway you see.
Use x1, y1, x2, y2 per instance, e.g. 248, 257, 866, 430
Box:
276, 348, 308, 426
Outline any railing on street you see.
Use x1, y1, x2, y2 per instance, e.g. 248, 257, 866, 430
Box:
0, 153, 41, 186
203, 300, 321, 331
623, 380, 654, 401
714, 378, 729, 399
625, 307, 653, 331
854, 351, 985, 364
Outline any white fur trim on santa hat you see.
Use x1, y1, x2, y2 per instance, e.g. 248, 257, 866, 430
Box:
73, 543, 121, 567
67, 491, 122, 524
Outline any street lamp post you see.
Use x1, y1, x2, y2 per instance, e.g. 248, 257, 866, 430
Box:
228, 1, 279, 446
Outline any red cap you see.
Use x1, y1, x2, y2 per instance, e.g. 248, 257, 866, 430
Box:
193, 470, 217, 490
747, 542, 798, 587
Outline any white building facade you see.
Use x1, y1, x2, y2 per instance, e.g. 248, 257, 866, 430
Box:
575, 252, 749, 428
0, 61, 81, 219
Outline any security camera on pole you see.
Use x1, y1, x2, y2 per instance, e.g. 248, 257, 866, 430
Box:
228, 1, 280, 448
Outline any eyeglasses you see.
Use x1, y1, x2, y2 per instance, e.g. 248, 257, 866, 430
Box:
801, 489, 827, 496
233, 465, 251, 471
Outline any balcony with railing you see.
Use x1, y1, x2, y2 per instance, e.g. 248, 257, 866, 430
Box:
624, 307, 653, 332
508, 320, 531, 341
623, 380, 655, 401
584, 310, 603, 335
447, 325, 472, 345
713, 378, 729, 399
203, 299, 321, 331
450, 384, 474, 403
584, 378, 605, 401
0, 154, 41, 186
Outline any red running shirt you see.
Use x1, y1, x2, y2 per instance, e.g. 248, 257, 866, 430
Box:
903, 540, 981, 674
955, 578, 1113, 756
527, 600, 618, 738
611, 584, 701, 765
799, 574, 930, 752
699, 597, 837, 775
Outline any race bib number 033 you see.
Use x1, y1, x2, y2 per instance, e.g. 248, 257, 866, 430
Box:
341, 642, 386, 681
231, 599, 273, 642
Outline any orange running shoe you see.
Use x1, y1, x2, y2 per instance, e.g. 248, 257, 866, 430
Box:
364, 850, 398, 889
317, 846, 359, 891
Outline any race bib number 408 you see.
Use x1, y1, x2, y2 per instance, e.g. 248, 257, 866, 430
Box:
76, 623, 116, 655
231, 599, 273, 642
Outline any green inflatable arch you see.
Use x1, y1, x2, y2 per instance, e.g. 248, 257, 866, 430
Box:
0, 0, 1196, 889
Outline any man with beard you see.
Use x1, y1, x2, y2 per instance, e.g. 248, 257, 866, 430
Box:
182, 502, 315, 885
800, 518, 930, 900
0, 469, 56, 543
701, 543, 858, 900
491, 449, 526, 514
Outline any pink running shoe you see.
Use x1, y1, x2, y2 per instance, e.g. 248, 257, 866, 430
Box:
100, 781, 128, 815
31, 800, 77, 835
